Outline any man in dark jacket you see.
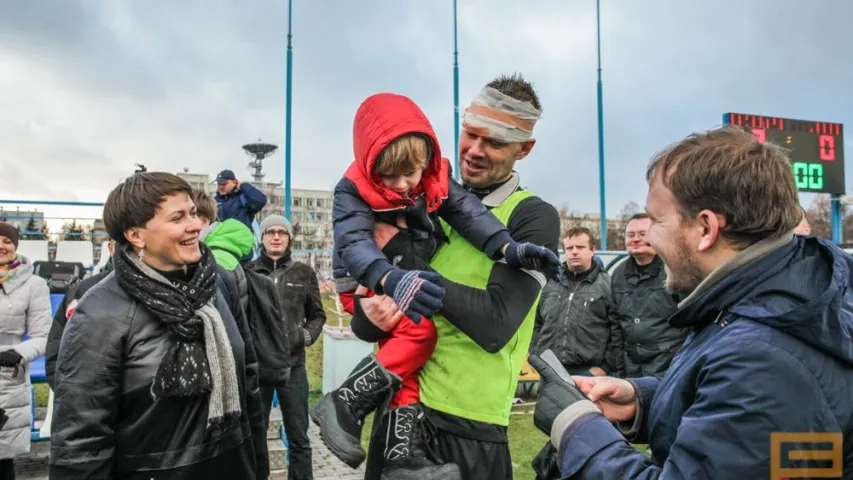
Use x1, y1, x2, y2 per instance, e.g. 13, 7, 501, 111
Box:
215, 169, 268, 232
532, 227, 614, 376
45, 240, 115, 390
531, 125, 853, 479
247, 214, 326, 480
608, 213, 686, 377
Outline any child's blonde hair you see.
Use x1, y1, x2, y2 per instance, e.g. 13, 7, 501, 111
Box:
375, 134, 431, 176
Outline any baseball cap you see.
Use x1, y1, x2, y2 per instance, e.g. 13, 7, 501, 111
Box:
215, 169, 237, 184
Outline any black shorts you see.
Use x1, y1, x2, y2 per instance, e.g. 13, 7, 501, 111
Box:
364, 406, 513, 480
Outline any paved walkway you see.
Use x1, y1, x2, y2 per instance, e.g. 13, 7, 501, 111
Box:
288, 421, 366, 480
16, 414, 365, 480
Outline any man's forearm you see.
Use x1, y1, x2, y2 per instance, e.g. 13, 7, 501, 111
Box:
437, 262, 543, 353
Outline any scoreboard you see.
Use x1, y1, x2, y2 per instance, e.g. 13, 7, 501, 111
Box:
723, 113, 845, 195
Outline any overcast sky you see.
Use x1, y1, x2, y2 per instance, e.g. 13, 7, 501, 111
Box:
1, 0, 852, 226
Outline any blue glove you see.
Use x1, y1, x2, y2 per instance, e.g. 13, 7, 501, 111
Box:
382, 268, 445, 324
504, 242, 561, 280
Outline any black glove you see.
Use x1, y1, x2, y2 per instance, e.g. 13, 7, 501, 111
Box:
504, 242, 561, 281
382, 268, 445, 324
529, 350, 598, 445
302, 328, 313, 346
531, 441, 561, 480
0, 350, 22, 367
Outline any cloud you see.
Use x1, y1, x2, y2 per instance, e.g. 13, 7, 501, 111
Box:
1, 0, 852, 225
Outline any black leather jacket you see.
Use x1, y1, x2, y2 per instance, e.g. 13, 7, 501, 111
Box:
608, 255, 687, 377
247, 252, 326, 365
531, 264, 616, 373
48, 271, 262, 479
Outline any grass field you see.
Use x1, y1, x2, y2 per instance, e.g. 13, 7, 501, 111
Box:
33, 294, 643, 479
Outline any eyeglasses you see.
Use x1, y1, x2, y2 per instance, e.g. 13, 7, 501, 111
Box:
265, 230, 289, 237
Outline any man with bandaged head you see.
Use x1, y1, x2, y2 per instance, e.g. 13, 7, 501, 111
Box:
351, 74, 561, 480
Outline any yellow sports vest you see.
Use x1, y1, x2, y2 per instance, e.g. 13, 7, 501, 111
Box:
419, 189, 541, 426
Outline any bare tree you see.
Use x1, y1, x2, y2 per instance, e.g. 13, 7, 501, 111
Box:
804, 196, 853, 244
606, 228, 626, 251
806, 197, 833, 240
620, 201, 641, 221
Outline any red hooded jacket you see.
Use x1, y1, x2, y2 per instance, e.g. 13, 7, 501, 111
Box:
345, 93, 450, 213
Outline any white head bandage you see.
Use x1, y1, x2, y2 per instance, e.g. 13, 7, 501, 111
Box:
461, 87, 542, 143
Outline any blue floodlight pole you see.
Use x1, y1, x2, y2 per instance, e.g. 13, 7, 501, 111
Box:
831, 195, 843, 244
284, 0, 294, 221
596, 0, 607, 250
453, 0, 460, 180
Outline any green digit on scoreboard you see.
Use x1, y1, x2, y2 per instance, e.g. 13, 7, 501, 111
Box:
792, 162, 824, 190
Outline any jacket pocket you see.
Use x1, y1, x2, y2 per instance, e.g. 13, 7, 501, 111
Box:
585, 294, 607, 318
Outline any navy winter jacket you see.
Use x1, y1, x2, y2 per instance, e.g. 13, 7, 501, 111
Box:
557, 235, 853, 479
215, 182, 267, 231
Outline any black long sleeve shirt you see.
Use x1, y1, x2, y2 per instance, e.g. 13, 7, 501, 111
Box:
350, 181, 560, 354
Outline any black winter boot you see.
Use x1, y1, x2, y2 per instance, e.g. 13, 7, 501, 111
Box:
380, 403, 462, 480
310, 353, 401, 468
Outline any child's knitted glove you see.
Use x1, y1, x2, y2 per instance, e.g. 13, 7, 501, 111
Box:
382, 268, 445, 324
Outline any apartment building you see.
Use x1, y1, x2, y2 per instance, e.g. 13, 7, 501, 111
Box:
559, 214, 628, 251
0, 208, 46, 233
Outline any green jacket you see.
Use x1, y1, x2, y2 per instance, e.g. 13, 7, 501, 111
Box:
201, 219, 255, 271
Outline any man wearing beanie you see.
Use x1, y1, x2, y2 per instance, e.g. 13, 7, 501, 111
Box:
247, 215, 326, 480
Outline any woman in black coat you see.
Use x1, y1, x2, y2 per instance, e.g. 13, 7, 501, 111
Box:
49, 172, 264, 479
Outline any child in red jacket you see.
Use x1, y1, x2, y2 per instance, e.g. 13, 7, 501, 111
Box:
311, 92, 557, 479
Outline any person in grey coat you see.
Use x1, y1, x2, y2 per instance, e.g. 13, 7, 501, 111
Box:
0, 221, 52, 479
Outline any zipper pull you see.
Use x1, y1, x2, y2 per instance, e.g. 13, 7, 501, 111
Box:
569, 293, 574, 301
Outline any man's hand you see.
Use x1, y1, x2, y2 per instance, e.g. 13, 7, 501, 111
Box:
503, 241, 561, 281
374, 222, 400, 249
358, 288, 405, 332
588, 366, 607, 377
381, 268, 444, 324
374, 218, 407, 249
573, 375, 638, 423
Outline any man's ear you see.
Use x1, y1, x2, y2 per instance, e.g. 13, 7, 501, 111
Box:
696, 210, 725, 252
516, 138, 536, 161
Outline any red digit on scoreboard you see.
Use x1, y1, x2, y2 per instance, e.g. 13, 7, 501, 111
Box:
819, 135, 835, 161
751, 128, 766, 143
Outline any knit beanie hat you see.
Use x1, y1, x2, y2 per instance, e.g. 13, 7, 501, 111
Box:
0, 222, 19, 248
259, 215, 292, 236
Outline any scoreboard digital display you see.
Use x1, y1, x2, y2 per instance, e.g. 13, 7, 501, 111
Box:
723, 113, 845, 195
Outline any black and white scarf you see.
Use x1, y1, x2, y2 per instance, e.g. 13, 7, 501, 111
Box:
114, 243, 241, 430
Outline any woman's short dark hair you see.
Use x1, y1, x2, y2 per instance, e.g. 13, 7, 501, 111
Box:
104, 172, 193, 245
